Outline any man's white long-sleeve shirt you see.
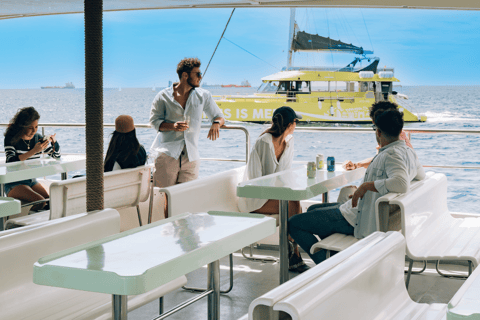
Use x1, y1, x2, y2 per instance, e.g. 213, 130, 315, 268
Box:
149, 86, 224, 161
344, 140, 426, 238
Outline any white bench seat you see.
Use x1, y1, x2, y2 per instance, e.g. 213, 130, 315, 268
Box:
5, 165, 152, 229
309, 172, 435, 259
251, 232, 448, 320
250, 232, 394, 319
0, 208, 186, 320
391, 173, 480, 280
447, 259, 480, 319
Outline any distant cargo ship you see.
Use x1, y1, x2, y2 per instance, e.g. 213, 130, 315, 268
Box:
41, 82, 75, 89
221, 80, 251, 88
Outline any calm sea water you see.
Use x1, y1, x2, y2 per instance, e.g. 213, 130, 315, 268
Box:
0, 86, 478, 212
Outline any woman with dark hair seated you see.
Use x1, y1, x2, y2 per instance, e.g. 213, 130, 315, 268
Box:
104, 115, 147, 172
238, 106, 309, 273
4, 107, 60, 211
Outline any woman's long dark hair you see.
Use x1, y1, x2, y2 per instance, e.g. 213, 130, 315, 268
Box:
104, 129, 141, 171
262, 113, 291, 138
5, 107, 40, 144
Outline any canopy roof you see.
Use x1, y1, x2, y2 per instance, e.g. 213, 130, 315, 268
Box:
261, 70, 399, 82
2, 0, 479, 20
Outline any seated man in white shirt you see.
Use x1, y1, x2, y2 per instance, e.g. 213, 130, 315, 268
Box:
288, 107, 426, 264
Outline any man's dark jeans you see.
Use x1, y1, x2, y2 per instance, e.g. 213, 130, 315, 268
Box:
288, 203, 354, 264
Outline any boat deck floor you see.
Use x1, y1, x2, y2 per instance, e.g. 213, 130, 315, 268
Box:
129, 248, 466, 319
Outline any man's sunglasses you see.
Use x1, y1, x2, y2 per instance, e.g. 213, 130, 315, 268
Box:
190, 71, 202, 77
372, 124, 377, 131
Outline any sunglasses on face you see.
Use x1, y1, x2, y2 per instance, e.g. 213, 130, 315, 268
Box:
190, 71, 202, 78
372, 124, 377, 131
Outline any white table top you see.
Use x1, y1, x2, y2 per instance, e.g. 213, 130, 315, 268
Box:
0, 154, 86, 184
0, 197, 21, 218
237, 165, 366, 201
33, 211, 276, 295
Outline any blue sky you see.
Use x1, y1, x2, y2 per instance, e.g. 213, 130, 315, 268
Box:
0, 8, 479, 89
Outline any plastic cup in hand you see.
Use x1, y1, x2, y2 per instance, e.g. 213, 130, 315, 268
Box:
184, 115, 191, 131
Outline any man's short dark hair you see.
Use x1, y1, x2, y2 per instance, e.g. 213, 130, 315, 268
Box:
176, 58, 201, 80
369, 101, 399, 119
374, 109, 404, 138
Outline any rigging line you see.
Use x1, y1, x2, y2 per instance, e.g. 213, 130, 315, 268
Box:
360, 9, 374, 52
222, 37, 281, 71
203, 8, 235, 81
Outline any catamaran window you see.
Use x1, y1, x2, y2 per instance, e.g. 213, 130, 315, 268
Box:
300, 82, 310, 93
346, 82, 358, 92
359, 82, 374, 92
257, 82, 279, 93
277, 81, 292, 94
310, 81, 330, 92
334, 81, 349, 92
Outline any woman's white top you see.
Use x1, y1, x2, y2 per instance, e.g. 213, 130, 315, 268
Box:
238, 133, 294, 212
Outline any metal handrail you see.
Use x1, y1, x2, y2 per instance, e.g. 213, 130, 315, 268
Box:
0, 123, 251, 164
1, 123, 479, 169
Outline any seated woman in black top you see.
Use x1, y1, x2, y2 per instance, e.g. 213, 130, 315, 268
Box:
104, 115, 147, 172
4, 107, 60, 211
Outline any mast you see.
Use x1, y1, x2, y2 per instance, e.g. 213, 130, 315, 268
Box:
287, 8, 296, 69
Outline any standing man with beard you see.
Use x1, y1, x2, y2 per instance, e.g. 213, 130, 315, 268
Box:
150, 58, 225, 191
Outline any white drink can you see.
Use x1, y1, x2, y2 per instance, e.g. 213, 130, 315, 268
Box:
316, 154, 324, 170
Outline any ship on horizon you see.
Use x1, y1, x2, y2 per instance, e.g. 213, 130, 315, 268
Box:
221, 80, 251, 88
41, 82, 75, 89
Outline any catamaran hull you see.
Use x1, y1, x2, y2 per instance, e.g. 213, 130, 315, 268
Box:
214, 95, 425, 123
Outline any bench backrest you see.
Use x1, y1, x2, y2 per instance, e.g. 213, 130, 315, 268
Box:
374, 171, 436, 233
249, 232, 393, 320
49, 165, 151, 219
390, 173, 448, 253
159, 166, 245, 217
0, 209, 120, 319
273, 231, 406, 320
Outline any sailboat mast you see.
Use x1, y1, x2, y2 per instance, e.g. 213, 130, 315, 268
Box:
287, 8, 296, 69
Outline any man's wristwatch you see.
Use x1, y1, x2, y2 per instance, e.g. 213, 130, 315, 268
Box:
213, 121, 221, 125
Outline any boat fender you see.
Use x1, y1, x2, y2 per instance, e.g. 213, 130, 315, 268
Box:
330, 105, 334, 116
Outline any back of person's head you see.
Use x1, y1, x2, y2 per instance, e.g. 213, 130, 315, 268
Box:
104, 115, 141, 171
369, 101, 399, 119
263, 106, 302, 138
5, 106, 40, 144
176, 58, 201, 80
374, 109, 404, 139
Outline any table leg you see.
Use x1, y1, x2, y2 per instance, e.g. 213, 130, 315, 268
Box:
207, 260, 220, 320
1, 184, 5, 231
112, 294, 127, 320
279, 200, 289, 284
322, 192, 329, 203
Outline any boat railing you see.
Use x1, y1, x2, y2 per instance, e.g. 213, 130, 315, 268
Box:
294, 127, 480, 170
0, 123, 478, 170
0, 123, 251, 164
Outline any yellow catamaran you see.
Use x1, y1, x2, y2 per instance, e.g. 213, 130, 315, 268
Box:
215, 9, 426, 123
